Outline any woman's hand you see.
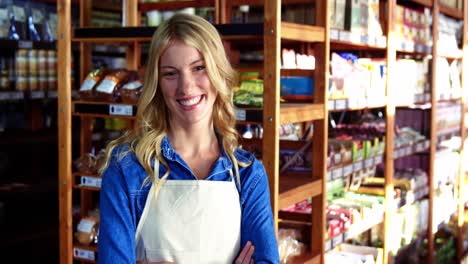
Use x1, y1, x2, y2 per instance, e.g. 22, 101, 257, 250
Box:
235, 241, 255, 264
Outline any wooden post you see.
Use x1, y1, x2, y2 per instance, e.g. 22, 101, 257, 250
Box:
458, 1, 468, 261
263, 0, 281, 235
57, 0, 72, 263
384, 0, 396, 263
125, 0, 140, 70
312, 0, 329, 262
79, 0, 92, 82
428, 1, 439, 263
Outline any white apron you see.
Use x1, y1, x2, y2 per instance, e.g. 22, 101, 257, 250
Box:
135, 159, 241, 263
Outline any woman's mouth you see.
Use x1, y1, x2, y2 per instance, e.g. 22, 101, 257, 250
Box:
177, 95, 204, 109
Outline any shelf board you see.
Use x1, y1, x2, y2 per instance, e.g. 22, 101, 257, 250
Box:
326, 213, 384, 252
327, 155, 384, 182
0, 91, 59, 101
72, 100, 137, 119
33, 0, 120, 11
139, 0, 214, 12
231, 0, 315, 6
73, 23, 324, 44
330, 29, 387, 50
235, 103, 324, 124
405, 0, 433, 7
279, 175, 322, 209
328, 99, 386, 112
393, 140, 431, 159
289, 250, 321, 264
235, 65, 314, 78
438, 49, 463, 60
281, 22, 325, 43
0, 39, 56, 50
440, 4, 464, 20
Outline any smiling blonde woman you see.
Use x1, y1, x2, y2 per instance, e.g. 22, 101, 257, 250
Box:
98, 13, 279, 264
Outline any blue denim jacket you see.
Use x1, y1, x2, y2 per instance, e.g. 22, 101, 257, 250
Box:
98, 136, 280, 263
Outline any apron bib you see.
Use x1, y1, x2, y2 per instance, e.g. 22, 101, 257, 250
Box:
135, 159, 241, 263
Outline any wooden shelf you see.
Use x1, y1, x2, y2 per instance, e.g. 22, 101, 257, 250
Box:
139, 0, 214, 12
281, 22, 325, 43
289, 250, 321, 264
437, 49, 463, 60
440, 4, 464, 20
231, 0, 315, 6
326, 213, 384, 252
330, 29, 387, 50
235, 103, 324, 124
235, 65, 314, 78
405, 0, 433, 7
72, 101, 137, 119
0, 39, 56, 50
73, 23, 324, 44
33, 0, 120, 11
279, 175, 322, 209
328, 100, 386, 112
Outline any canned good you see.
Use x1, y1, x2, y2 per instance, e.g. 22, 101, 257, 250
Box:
16, 76, 29, 91
15, 49, 29, 76
28, 49, 38, 76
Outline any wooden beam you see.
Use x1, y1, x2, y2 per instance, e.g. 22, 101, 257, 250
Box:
311, 0, 329, 262
263, 0, 281, 235
79, 0, 92, 83
384, 0, 396, 263
428, 1, 440, 263
57, 0, 72, 263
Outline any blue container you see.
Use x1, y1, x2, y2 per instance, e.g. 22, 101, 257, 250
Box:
280, 77, 314, 96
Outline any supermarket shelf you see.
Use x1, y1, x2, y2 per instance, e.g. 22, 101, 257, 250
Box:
396, 41, 432, 55
289, 250, 321, 264
325, 214, 384, 252
139, 0, 214, 12
438, 49, 463, 60
73, 173, 101, 191
437, 96, 462, 103
328, 98, 386, 111
440, 4, 464, 20
34, 0, 120, 11
0, 39, 56, 50
330, 29, 387, 50
231, 0, 314, 6
72, 101, 137, 119
279, 176, 322, 209
327, 155, 384, 182
0, 91, 60, 101
73, 244, 97, 263
393, 140, 431, 159
235, 65, 314, 78
74, 23, 324, 44
235, 103, 324, 124
405, 0, 433, 7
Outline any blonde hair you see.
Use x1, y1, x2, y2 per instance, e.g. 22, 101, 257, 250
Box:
101, 13, 245, 184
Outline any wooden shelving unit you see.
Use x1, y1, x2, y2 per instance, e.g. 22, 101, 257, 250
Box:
56, 0, 467, 263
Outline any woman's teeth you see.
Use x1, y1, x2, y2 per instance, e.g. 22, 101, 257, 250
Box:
179, 95, 202, 106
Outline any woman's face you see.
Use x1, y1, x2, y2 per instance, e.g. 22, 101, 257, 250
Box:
159, 40, 217, 128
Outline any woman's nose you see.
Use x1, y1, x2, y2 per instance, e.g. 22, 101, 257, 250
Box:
179, 72, 195, 94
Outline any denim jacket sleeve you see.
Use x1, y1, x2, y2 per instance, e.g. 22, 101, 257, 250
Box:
239, 157, 280, 264
98, 155, 136, 264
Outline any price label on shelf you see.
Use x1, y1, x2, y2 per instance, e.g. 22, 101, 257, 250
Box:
339, 31, 352, 42
353, 161, 363, 172
18, 41, 33, 49
73, 247, 95, 261
335, 99, 347, 110
10, 92, 24, 100
327, 171, 332, 182
343, 164, 353, 176
424, 140, 430, 149
235, 108, 246, 121
330, 29, 339, 40
374, 155, 383, 164
0, 92, 11, 100
394, 149, 401, 159
332, 234, 343, 247
350, 33, 360, 43
48, 91, 58, 98
404, 146, 412, 156
109, 104, 133, 116
332, 167, 343, 180
80, 176, 102, 189
343, 231, 349, 241
364, 158, 374, 168
325, 240, 332, 251
31, 91, 45, 99
328, 100, 335, 110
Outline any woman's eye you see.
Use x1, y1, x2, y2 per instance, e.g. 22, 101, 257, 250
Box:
162, 71, 176, 77
194, 65, 206, 71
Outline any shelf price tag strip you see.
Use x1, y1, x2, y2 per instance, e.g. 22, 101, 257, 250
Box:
73, 247, 95, 261
109, 104, 133, 116
235, 108, 246, 121
18, 41, 33, 49
80, 176, 102, 189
